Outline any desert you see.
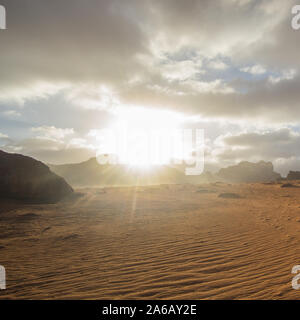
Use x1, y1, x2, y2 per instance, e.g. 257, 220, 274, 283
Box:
1, 0, 300, 306
1, 174, 300, 299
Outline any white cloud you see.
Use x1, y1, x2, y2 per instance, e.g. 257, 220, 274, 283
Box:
65, 84, 120, 110
160, 59, 204, 81
208, 60, 228, 70
0, 82, 69, 105
186, 79, 235, 94
210, 128, 300, 175
268, 69, 297, 84
2, 127, 95, 164
0, 132, 8, 138
31, 126, 74, 140
1, 110, 21, 118
1, 0, 300, 171
241, 65, 267, 75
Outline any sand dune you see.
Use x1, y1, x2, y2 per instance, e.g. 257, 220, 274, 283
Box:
1, 182, 300, 299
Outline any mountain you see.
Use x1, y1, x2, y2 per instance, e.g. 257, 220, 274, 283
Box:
50, 157, 282, 187
50, 157, 187, 187
217, 161, 281, 183
0, 150, 73, 203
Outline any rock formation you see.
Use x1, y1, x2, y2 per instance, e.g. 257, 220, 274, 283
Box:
217, 161, 281, 183
287, 171, 300, 180
0, 150, 73, 203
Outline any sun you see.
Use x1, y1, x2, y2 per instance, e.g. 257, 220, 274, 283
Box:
102, 106, 187, 168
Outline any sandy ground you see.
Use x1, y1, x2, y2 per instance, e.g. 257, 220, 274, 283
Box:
1, 182, 300, 299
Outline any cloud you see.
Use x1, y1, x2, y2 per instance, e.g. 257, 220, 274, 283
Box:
0, 0, 148, 103
65, 84, 119, 111
2, 0, 300, 170
241, 65, 267, 75
144, 0, 291, 59
31, 126, 74, 140
185, 79, 235, 94
211, 128, 300, 175
268, 69, 296, 84
0, 132, 13, 147
208, 60, 229, 70
0, 0, 298, 124
241, 0, 300, 69
0, 81, 68, 105
160, 60, 204, 81
1, 110, 21, 118
2, 125, 95, 164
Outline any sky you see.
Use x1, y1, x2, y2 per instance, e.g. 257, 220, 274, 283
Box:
1, 0, 300, 175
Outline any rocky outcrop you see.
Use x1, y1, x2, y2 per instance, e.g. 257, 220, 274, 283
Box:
287, 171, 300, 181
217, 161, 281, 183
0, 150, 73, 203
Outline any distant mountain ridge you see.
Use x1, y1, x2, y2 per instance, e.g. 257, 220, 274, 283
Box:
49, 157, 186, 187
49, 158, 282, 187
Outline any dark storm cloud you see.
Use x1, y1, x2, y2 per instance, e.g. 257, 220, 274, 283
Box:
119, 73, 300, 123
0, 0, 299, 123
0, 0, 148, 89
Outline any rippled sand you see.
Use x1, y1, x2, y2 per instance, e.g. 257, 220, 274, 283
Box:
1, 182, 300, 299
